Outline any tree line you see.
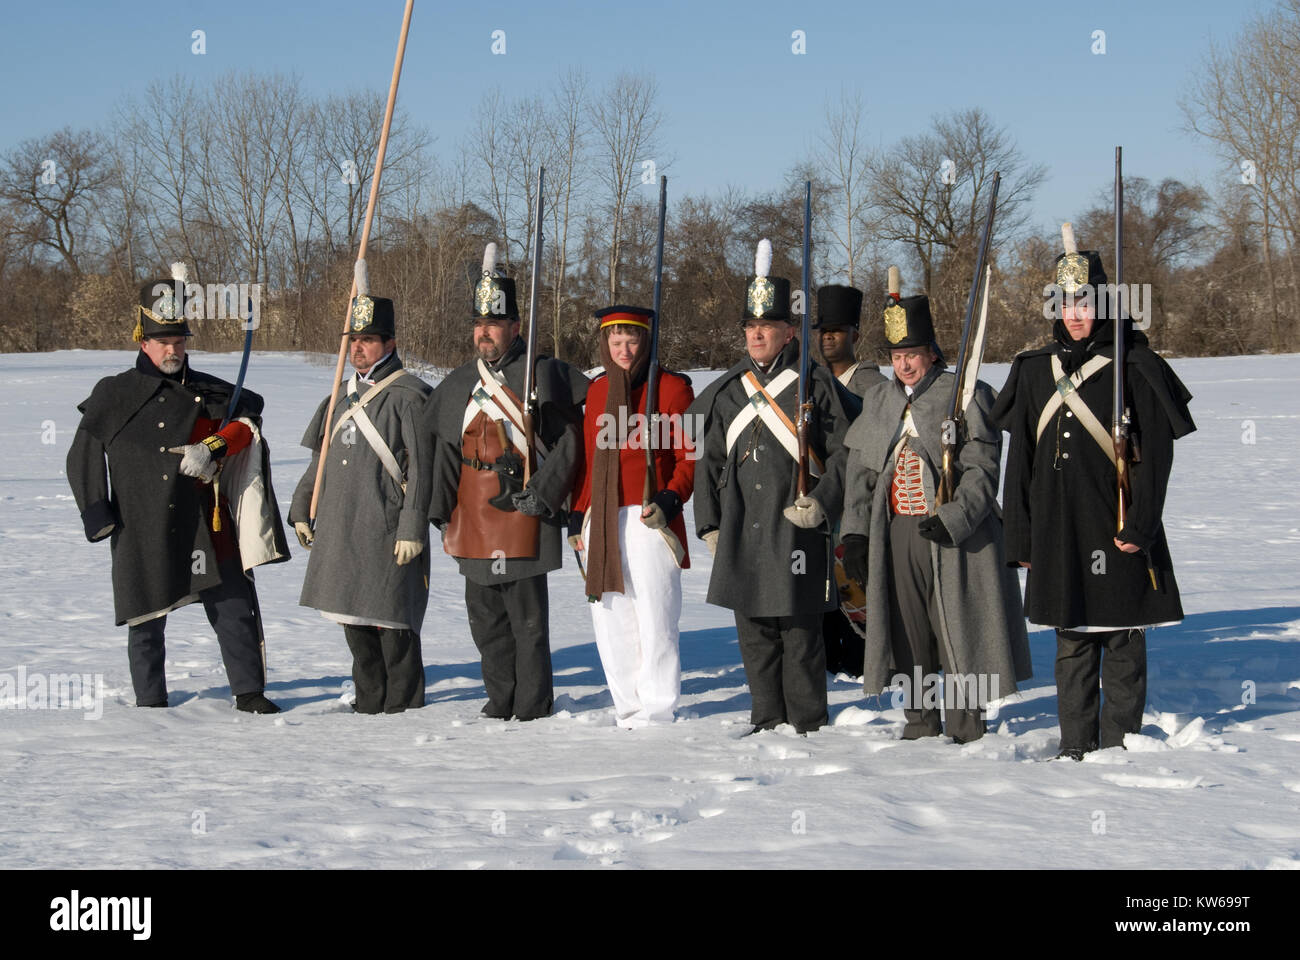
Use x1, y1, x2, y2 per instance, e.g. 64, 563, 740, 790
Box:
3, 1, 1298, 368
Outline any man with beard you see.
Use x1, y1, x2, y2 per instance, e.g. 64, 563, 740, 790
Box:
814, 283, 883, 676
67, 263, 289, 712
688, 239, 853, 735
839, 274, 1031, 743
425, 244, 589, 721
289, 262, 433, 714
992, 225, 1195, 759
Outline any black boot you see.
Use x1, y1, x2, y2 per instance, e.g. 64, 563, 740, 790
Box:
235, 692, 281, 714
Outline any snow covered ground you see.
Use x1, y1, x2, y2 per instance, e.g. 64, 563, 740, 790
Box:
1, 349, 1297, 869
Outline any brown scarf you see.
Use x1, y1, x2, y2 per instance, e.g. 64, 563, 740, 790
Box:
585, 330, 652, 599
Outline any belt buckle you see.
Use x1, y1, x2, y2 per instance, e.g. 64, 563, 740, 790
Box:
1054, 377, 1075, 399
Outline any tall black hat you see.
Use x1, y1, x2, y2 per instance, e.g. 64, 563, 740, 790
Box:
742, 238, 792, 323
133, 262, 194, 342
882, 266, 944, 362
814, 284, 862, 330
471, 243, 519, 322
348, 259, 396, 339
1054, 222, 1108, 296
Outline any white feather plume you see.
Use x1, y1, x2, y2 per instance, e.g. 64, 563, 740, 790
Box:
887, 265, 901, 298
482, 242, 498, 276
754, 238, 772, 279
1061, 222, 1078, 256
170, 261, 188, 284
354, 258, 369, 297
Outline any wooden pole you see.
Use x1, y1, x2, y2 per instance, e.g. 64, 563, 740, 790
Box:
309, 0, 415, 521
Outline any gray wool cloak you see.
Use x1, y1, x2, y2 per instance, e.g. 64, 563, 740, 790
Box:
842, 368, 1032, 697
289, 353, 434, 631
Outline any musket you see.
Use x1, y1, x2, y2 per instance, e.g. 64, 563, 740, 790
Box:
309, 0, 414, 523
643, 174, 668, 505
521, 165, 546, 486
1112, 146, 1158, 590
796, 180, 813, 499
935, 170, 1000, 507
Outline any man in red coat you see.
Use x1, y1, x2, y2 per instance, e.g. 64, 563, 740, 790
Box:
571, 306, 696, 728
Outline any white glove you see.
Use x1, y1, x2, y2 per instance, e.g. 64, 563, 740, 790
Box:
702, 529, 719, 557
168, 443, 217, 482
641, 502, 667, 530
567, 534, 584, 552
394, 539, 423, 565
783, 495, 825, 529
294, 521, 314, 549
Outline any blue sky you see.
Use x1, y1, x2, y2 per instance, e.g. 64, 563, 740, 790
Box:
0, 0, 1268, 234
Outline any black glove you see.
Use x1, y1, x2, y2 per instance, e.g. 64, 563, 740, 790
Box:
841, 534, 868, 588
918, 516, 954, 546
511, 487, 547, 517
567, 510, 584, 539
487, 452, 524, 512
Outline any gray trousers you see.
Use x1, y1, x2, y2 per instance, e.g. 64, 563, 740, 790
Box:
1055, 628, 1146, 752
343, 625, 425, 714
734, 612, 828, 734
887, 514, 984, 742
465, 574, 553, 720
126, 553, 265, 706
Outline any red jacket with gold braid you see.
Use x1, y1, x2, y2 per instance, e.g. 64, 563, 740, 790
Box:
573, 368, 696, 568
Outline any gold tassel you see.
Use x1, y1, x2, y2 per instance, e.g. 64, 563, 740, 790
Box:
132, 306, 144, 343
211, 476, 221, 532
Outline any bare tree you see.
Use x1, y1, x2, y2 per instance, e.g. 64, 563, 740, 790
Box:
1183, 0, 1300, 350
590, 72, 663, 301
814, 89, 875, 286
0, 127, 110, 276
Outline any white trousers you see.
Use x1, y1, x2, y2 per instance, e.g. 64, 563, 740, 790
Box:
587, 505, 682, 728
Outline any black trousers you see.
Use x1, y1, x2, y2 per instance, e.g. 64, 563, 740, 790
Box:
465, 574, 553, 720
126, 553, 265, 707
343, 625, 425, 714
887, 514, 984, 743
1055, 628, 1147, 752
734, 612, 828, 734
823, 610, 864, 678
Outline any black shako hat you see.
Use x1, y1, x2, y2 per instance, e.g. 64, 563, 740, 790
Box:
471, 242, 519, 322
742, 238, 792, 323
134, 262, 194, 342
882, 265, 945, 363
1053, 221, 1109, 296
349, 259, 396, 339
814, 284, 862, 330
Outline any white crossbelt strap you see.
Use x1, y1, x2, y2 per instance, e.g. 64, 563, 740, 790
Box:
1036, 354, 1116, 466
724, 369, 822, 477
332, 371, 406, 488
461, 359, 547, 461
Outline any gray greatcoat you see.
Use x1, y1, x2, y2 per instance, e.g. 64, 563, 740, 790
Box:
842, 369, 1032, 696
289, 353, 434, 630
839, 361, 888, 399
67, 354, 290, 625
425, 336, 589, 586
688, 338, 853, 618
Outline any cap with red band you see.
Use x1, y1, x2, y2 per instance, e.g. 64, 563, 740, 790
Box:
594, 305, 654, 330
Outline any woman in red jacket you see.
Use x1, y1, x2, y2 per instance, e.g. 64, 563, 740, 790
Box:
571, 305, 696, 728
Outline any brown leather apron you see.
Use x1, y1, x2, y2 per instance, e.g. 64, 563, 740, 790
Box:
443, 407, 540, 559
